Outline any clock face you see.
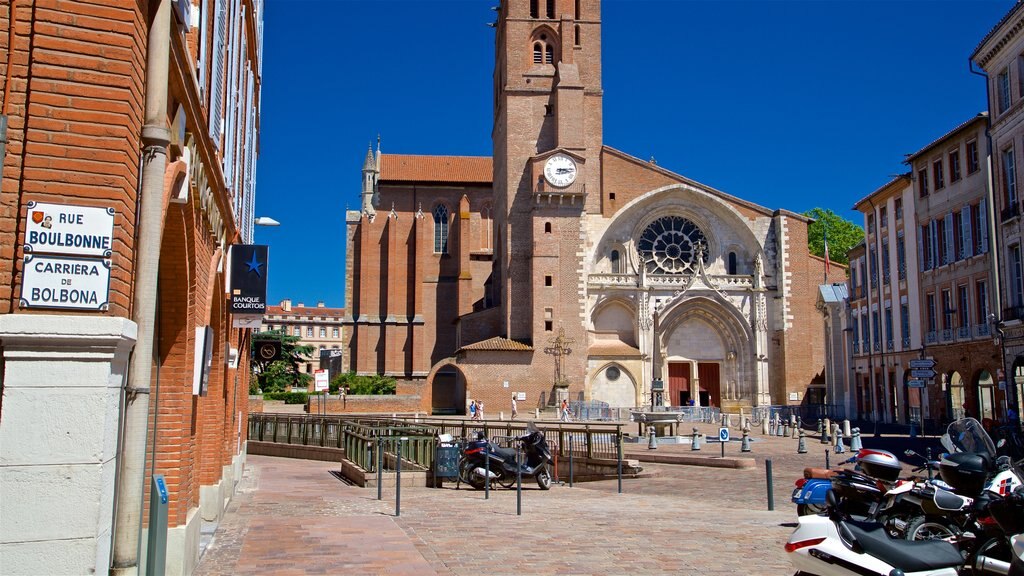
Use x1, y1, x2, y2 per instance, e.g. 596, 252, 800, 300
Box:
544, 154, 577, 188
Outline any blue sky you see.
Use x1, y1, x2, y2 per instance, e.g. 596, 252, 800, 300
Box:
254, 0, 1014, 309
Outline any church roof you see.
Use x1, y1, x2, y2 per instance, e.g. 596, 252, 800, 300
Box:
587, 340, 643, 357
379, 154, 492, 184
457, 336, 533, 352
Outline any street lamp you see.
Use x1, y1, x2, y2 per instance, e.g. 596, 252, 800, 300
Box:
254, 216, 280, 227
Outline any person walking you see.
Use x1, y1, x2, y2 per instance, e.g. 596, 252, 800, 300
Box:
469, 400, 477, 420
477, 400, 485, 421
560, 399, 570, 422
511, 395, 518, 420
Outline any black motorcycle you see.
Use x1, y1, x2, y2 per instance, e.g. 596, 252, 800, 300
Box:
458, 421, 553, 490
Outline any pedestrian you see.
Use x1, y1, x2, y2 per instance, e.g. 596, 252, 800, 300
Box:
477, 400, 485, 421
560, 399, 570, 422
340, 385, 346, 409
511, 395, 518, 420
469, 399, 477, 420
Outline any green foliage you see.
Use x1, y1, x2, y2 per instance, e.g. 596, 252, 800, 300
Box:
804, 207, 863, 267
249, 379, 260, 395
263, 391, 309, 404
250, 329, 316, 393
330, 371, 397, 395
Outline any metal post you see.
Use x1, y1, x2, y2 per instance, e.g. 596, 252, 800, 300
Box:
766, 458, 774, 511
485, 434, 490, 500
825, 449, 830, 470
569, 433, 574, 488
617, 431, 623, 494
396, 437, 404, 517
720, 433, 725, 458
516, 444, 522, 516
377, 437, 383, 501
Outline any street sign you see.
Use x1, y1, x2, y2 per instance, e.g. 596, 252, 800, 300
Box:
24, 201, 114, 258
910, 368, 936, 379
20, 254, 110, 310
314, 369, 329, 392
908, 379, 927, 388
719, 427, 730, 442
909, 359, 936, 369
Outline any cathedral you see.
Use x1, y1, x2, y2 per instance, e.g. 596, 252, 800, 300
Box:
343, 0, 836, 415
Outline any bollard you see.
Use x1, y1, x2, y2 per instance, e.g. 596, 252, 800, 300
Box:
842, 419, 851, 438
777, 417, 785, 437
834, 424, 846, 454
816, 419, 823, 439
569, 433, 575, 487
825, 449, 831, 470
377, 437, 383, 501
691, 427, 701, 451
766, 458, 775, 511
783, 421, 790, 438
396, 437, 404, 517
648, 425, 657, 450
617, 432, 623, 494
850, 427, 862, 452
768, 416, 775, 436
535, 408, 540, 419
798, 428, 807, 454
516, 444, 522, 516
485, 433, 491, 500
741, 429, 751, 452
792, 416, 800, 439
761, 416, 769, 436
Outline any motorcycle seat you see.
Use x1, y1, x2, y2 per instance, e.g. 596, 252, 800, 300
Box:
494, 446, 517, 460
804, 467, 837, 480
840, 519, 963, 572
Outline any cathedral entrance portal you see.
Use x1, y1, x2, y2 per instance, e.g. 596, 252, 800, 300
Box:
698, 362, 721, 409
668, 362, 689, 406
667, 361, 721, 407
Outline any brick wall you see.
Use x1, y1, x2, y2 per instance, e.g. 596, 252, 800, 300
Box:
0, 1, 146, 316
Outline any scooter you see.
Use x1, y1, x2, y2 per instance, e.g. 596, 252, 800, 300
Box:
792, 449, 902, 518
458, 421, 553, 491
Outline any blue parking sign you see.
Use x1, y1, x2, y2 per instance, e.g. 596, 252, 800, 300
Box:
719, 427, 730, 442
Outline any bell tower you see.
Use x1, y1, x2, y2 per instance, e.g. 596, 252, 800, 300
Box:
492, 0, 603, 347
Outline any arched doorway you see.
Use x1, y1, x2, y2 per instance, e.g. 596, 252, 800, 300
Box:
948, 371, 966, 421
976, 370, 997, 425
431, 364, 466, 415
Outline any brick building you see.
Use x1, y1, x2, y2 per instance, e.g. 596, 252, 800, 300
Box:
0, 1, 263, 574
344, 0, 838, 417
263, 299, 345, 380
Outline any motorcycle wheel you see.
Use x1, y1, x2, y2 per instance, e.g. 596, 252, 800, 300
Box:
535, 467, 552, 490
905, 516, 958, 541
498, 473, 517, 489
460, 461, 485, 490
796, 503, 825, 516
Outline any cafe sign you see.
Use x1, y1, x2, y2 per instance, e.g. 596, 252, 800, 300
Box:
20, 254, 111, 311
24, 201, 115, 258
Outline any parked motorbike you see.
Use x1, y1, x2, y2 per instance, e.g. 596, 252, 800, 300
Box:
787, 418, 1024, 576
458, 421, 553, 491
791, 448, 902, 519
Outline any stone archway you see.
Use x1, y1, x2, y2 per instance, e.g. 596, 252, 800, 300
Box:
430, 362, 467, 416
590, 363, 637, 408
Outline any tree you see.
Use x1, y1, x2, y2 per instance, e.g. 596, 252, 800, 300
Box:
250, 330, 315, 393
804, 207, 863, 267
330, 371, 396, 395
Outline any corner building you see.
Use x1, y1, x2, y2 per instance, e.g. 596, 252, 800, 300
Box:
0, 1, 263, 574
345, 0, 837, 416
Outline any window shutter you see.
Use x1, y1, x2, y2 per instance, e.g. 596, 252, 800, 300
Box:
929, 220, 938, 268
210, 0, 226, 147
980, 199, 989, 253
944, 212, 954, 265
921, 224, 929, 270
198, 0, 208, 96
962, 205, 973, 258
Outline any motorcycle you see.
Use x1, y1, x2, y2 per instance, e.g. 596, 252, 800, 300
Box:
792, 448, 903, 518
458, 421, 553, 491
787, 418, 1023, 575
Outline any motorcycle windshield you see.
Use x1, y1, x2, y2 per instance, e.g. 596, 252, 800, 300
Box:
942, 417, 996, 457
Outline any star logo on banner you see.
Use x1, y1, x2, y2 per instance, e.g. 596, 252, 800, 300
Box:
245, 252, 263, 277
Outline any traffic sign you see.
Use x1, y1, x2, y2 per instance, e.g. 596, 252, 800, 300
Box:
909, 359, 936, 369
910, 368, 936, 379
908, 379, 927, 388
719, 427, 730, 442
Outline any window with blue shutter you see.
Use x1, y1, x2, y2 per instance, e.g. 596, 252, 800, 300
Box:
210, 0, 226, 147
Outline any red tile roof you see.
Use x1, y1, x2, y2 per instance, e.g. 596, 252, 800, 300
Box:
458, 336, 533, 352
379, 154, 492, 184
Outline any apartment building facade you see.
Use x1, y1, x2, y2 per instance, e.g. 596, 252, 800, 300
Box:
973, 4, 1024, 423
0, 1, 263, 574
264, 299, 346, 380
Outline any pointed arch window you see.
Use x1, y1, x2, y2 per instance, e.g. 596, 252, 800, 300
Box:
545, 45, 554, 64
533, 42, 544, 64
530, 0, 538, 18
610, 250, 622, 274
480, 205, 492, 250
433, 204, 449, 254
531, 32, 557, 65
728, 252, 737, 275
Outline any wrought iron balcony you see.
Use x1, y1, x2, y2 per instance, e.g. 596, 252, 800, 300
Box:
926, 331, 938, 344
976, 323, 990, 337
958, 326, 971, 339
901, 336, 911, 348
1001, 202, 1021, 223
941, 328, 954, 342
1003, 305, 1024, 322
852, 342, 860, 354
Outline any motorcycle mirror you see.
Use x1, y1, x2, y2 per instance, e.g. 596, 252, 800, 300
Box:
997, 438, 1007, 448
904, 449, 915, 457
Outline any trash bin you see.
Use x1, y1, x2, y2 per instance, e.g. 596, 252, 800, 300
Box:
433, 433, 460, 487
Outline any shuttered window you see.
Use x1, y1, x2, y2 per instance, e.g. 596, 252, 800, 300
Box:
210, 0, 226, 146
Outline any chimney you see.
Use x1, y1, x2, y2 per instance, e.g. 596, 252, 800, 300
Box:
317, 301, 325, 308
281, 299, 291, 312
297, 302, 305, 308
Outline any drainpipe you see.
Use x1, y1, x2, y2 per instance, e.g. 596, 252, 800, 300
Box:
112, 0, 171, 574
0, 0, 20, 196
969, 60, 1014, 418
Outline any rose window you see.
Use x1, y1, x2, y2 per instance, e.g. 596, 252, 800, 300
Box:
637, 216, 709, 274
